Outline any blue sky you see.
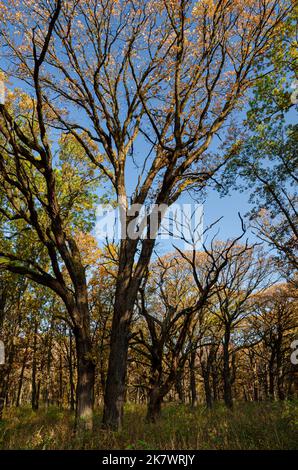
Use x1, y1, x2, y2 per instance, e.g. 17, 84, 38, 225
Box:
3, 52, 297, 256
94, 100, 297, 255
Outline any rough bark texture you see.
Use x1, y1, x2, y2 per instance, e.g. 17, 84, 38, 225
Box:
102, 302, 130, 430
146, 386, 163, 423
74, 322, 95, 431
223, 329, 233, 409
103, 239, 148, 430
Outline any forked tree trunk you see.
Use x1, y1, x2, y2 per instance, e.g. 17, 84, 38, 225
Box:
102, 234, 143, 429
103, 233, 157, 430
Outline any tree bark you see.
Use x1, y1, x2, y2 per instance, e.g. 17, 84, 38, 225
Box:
58, 351, 63, 409
189, 352, 198, 408
16, 345, 28, 407
68, 331, 75, 412
276, 336, 285, 400
102, 303, 129, 430
200, 346, 217, 409
103, 237, 141, 430
223, 328, 233, 409
268, 352, 276, 400
146, 385, 163, 423
31, 321, 39, 411
212, 363, 218, 402
74, 327, 95, 431
203, 373, 213, 409
175, 373, 185, 404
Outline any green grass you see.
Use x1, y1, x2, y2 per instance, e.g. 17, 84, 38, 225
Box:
0, 401, 297, 450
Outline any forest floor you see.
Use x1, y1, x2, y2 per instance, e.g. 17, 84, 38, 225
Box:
0, 401, 297, 450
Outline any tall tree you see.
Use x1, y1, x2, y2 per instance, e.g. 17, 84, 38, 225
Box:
0, 0, 293, 429
0, 81, 103, 430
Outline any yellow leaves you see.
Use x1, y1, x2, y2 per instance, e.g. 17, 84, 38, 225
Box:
192, 0, 216, 19
59, 132, 100, 163
14, 11, 22, 21
177, 178, 194, 193
74, 232, 101, 269
18, 92, 34, 113
0, 1, 9, 23
290, 41, 298, 61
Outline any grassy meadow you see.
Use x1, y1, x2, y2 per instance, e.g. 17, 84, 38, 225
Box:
0, 402, 297, 450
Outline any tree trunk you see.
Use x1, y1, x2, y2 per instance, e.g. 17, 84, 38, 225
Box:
252, 361, 259, 401
0, 392, 5, 420
190, 374, 198, 407
175, 373, 185, 404
58, 351, 63, 409
0, 369, 8, 420
263, 363, 269, 399
103, 234, 156, 430
102, 242, 139, 430
65, 276, 96, 430
102, 304, 129, 430
44, 319, 54, 408
146, 385, 163, 423
201, 347, 216, 409
31, 321, 39, 411
0, 341, 15, 419
189, 353, 198, 408
203, 372, 213, 409
223, 328, 233, 409
268, 352, 276, 400
276, 337, 285, 400
68, 331, 75, 412
212, 362, 218, 402
74, 329, 95, 431
16, 345, 28, 407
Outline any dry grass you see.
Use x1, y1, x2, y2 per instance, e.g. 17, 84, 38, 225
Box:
0, 401, 297, 450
